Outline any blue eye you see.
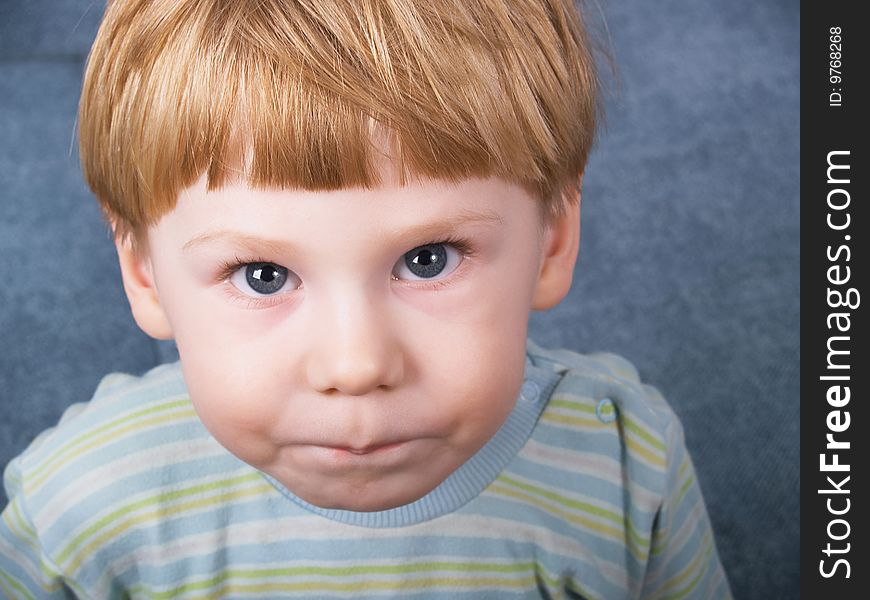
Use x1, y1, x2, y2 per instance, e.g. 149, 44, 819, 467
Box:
229, 262, 300, 296
393, 243, 462, 281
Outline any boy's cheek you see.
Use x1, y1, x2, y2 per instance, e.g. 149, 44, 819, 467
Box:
177, 353, 287, 461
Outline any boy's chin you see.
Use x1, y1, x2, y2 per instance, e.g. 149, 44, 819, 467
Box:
293, 477, 441, 513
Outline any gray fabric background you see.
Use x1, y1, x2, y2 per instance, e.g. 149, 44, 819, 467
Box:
0, 1, 799, 598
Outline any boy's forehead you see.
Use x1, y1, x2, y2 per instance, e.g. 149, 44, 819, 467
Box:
165, 167, 531, 249
179, 208, 505, 260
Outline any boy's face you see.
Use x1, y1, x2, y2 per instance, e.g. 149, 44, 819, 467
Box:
124, 155, 578, 512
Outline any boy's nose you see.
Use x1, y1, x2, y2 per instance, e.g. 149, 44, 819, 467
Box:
305, 291, 404, 396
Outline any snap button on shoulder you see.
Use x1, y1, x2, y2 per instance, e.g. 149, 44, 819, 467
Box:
596, 397, 617, 423
520, 380, 540, 403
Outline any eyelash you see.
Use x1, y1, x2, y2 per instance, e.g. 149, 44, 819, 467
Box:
216, 254, 285, 310
392, 235, 476, 291
216, 236, 477, 308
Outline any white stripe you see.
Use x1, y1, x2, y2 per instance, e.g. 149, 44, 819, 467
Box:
494, 470, 653, 529
33, 436, 225, 532
659, 501, 708, 568
52, 466, 262, 574
103, 520, 543, 599
520, 438, 661, 514
27, 379, 189, 470
0, 533, 60, 595
96, 514, 628, 597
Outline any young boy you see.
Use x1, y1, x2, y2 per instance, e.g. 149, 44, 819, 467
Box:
1, 0, 731, 598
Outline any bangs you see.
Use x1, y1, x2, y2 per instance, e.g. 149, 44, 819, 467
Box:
79, 0, 599, 239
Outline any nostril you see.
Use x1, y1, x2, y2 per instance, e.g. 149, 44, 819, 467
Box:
311, 354, 397, 396
305, 321, 404, 394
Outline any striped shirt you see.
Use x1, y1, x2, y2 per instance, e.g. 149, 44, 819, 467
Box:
1, 340, 731, 599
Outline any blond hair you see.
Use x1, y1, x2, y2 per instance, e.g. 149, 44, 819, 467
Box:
79, 0, 600, 246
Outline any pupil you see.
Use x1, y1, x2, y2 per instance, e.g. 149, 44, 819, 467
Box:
416, 250, 436, 266
404, 244, 447, 278
246, 263, 287, 294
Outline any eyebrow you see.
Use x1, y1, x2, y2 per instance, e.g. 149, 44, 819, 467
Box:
181, 208, 504, 254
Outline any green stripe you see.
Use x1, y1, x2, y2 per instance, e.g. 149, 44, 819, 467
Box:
29, 397, 191, 481
9, 499, 37, 542
541, 409, 668, 468
141, 561, 534, 599
497, 474, 653, 552
540, 411, 666, 468
653, 533, 714, 599
137, 571, 539, 599
27, 402, 196, 494
549, 398, 667, 454
202, 561, 532, 577
498, 475, 623, 524
540, 412, 608, 429
566, 577, 597, 600
494, 476, 652, 557
622, 415, 667, 452
0, 568, 36, 600
27, 408, 200, 494
675, 472, 695, 507
656, 555, 710, 600
548, 398, 597, 414
650, 527, 669, 557
488, 482, 652, 567
1, 506, 28, 548
67, 482, 274, 575
532, 562, 562, 591
55, 472, 262, 565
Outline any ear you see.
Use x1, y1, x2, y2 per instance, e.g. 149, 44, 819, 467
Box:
531, 182, 581, 311
115, 237, 174, 340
